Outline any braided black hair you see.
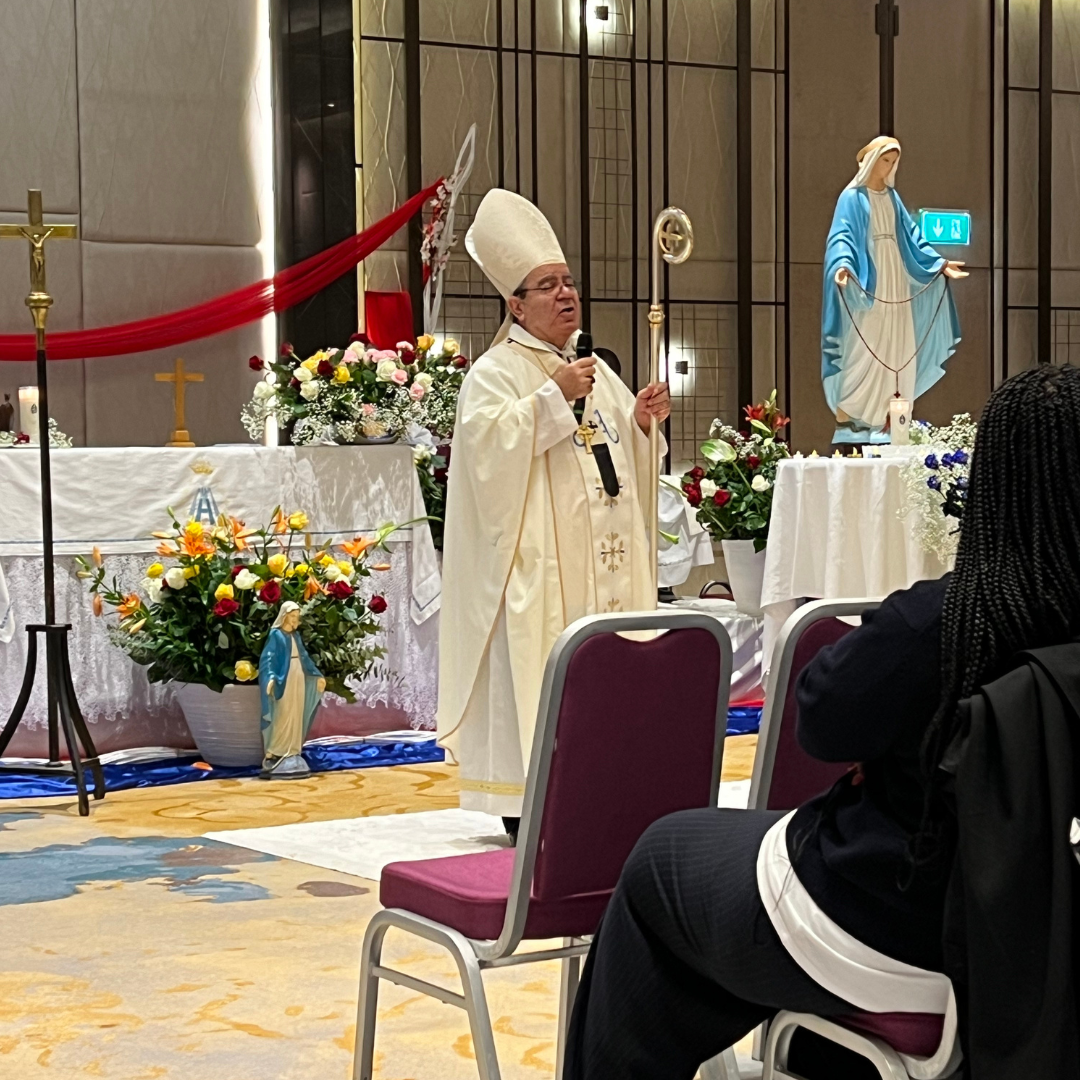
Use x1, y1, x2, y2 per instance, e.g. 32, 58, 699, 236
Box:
915, 363, 1080, 860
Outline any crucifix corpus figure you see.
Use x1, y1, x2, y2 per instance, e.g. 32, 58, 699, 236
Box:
156, 358, 204, 447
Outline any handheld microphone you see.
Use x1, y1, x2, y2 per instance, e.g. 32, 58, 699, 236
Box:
573, 332, 593, 422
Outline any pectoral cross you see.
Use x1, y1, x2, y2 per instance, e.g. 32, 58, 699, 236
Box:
156, 358, 204, 447
0, 190, 78, 344
578, 421, 597, 455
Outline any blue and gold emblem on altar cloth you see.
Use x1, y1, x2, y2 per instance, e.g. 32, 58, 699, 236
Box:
188, 461, 221, 526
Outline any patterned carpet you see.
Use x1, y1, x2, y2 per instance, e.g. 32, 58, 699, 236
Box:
0, 737, 757, 1079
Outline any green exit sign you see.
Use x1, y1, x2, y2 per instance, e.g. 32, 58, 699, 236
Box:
919, 208, 971, 246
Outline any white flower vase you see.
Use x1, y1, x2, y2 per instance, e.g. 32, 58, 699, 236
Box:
174, 682, 265, 767
721, 539, 767, 617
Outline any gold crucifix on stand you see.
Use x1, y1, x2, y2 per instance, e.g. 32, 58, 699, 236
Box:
155, 358, 204, 447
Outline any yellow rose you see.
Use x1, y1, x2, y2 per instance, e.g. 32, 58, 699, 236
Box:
294, 563, 310, 576
287, 511, 309, 531
267, 553, 289, 576
318, 552, 335, 567
185, 521, 204, 538
442, 338, 459, 356
333, 364, 351, 384
301, 357, 320, 372
182, 565, 199, 579
337, 560, 353, 577
417, 333, 436, 352
214, 583, 235, 601
234, 659, 258, 682
146, 562, 165, 579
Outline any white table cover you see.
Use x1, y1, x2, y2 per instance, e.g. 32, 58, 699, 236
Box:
0, 445, 441, 755
760, 456, 952, 672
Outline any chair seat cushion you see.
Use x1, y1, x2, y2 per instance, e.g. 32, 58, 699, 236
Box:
836, 1011, 944, 1058
380, 848, 612, 941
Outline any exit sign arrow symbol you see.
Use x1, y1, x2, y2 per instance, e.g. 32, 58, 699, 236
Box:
933, 219, 943, 237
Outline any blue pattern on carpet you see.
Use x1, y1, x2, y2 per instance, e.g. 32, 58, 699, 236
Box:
0, 738, 445, 800
0, 835, 276, 907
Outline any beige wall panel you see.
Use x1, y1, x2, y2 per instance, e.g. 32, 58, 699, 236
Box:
668, 0, 735, 66
76, 0, 262, 245
360, 0, 404, 37
787, 260, 835, 453
0, 0, 80, 214
80, 242, 262, 447
895, 0, 991, 270
534, 55, 578, 266
1052, 94, 1080, 270
420, 0, 496, 46
361, 40, 407, 231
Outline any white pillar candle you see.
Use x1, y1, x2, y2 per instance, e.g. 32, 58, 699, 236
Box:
888, 397, 911, 446
18, 386, 40, 444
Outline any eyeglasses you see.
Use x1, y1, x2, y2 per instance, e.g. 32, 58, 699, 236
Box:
515, 276, 579, 297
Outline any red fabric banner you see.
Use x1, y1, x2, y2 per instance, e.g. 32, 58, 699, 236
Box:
364, 290, 415, 351
0, 181, 440, 362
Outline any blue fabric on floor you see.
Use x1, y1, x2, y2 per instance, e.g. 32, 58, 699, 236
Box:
0, 739, 445, 800
727, 704, 762, 736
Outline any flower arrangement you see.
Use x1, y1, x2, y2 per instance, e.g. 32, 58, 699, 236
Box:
678, 391, 791, 552
0, 418, 72, 449
900, 413, 977, 561
77, 509, 395, 700
242, 335, 469, 448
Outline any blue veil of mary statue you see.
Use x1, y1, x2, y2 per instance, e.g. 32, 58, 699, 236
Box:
822, 136, 962, 444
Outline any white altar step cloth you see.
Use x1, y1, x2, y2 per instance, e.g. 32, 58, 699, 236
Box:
0, 443, 440, 622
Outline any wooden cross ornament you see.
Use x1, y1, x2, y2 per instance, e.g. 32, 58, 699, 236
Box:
156, 358, 204, 447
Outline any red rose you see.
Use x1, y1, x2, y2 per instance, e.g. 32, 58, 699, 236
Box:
689, 466, 705, 481
327, 580, 354, 600
15, 432, 29, 444
290, 377, 301, 390
747, 455, 761, 470
453, 355, 469, 369
213, 598, 239, 617
368, 594, 388, 614
317, 359, 334, 376
231, 565, 245, 578
259, 580, 281, 604
713, 489, 732, 507
248, 355, 264, 371
683, 483, 702, 508
280, 341, 294, 358
433, 467, 448, 484
349, 332, 371, 346
398, 345, 416, 363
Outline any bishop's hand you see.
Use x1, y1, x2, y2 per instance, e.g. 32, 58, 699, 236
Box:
943, 260, 968, 280
635, 382, 671, 434
552, 357, 596, 401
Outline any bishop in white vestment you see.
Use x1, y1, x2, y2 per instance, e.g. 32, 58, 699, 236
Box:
437, 189, 669, 833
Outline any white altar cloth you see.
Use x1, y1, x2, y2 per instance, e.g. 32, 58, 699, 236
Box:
0, 445, 441, 756
760, 456, 952, 672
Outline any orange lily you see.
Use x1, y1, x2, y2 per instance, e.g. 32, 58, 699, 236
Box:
303, 576, 322, 601
92, 594, 104, 617
92, 546, 103, 567
156, 539, 180, 557
117, 593, 142, 618
370, 562, 391, 572
341, 537, 374, 559
218, 515, 256, 552
272, 508, 289, 535
179, 522, 215, 558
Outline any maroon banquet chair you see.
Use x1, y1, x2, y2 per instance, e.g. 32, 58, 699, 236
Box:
352, 609, 733, 1080
732, 599, 962, 1080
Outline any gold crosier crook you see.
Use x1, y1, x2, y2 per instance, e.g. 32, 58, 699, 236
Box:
647, 207, 694, 592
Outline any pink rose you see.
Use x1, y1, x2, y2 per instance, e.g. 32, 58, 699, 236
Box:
344, 342, 365, 363
374, 349, 398, 362
361, 403, 376, 416
391, 369, 409, 385
409, 382, 426, 401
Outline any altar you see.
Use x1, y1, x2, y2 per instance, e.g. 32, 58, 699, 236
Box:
0, 444, 441, 757
760, 454, 953, 670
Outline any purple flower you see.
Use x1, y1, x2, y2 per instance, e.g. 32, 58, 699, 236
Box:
924, 454, 939, 470
951, 449, 969, 465
956, 476, 968, 490
927, 476, 942, 492
941, 452, 954, 468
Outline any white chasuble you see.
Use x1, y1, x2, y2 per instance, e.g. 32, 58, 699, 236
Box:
438, 326, 661, 815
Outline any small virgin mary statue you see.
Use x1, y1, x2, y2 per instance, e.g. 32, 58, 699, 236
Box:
821, 135, 966, 444
259, 601, 326, 778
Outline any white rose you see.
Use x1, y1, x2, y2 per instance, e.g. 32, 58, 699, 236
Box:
414, 372, 434, 390
376, 358, 398, 382
142, 577, 163, 603
413, 446, 433, 466
294, 366, 313, 383
299, 380, 321, 401
751, 474, 772, 493
699, 479, 718, 499
164, 567, 187, 590
234, 568, 260, 590
323, 563, 342, 581
253, 380, 275, 401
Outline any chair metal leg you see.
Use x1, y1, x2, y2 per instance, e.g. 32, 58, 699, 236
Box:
555, 943, 581, 1080
353, 916, 393, 1080
456, 942, 501, 1080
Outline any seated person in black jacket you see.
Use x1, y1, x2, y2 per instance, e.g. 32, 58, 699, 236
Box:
564, 363, 1080, 1079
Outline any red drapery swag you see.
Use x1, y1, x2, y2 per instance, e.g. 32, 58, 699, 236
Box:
0, 181, 440, 362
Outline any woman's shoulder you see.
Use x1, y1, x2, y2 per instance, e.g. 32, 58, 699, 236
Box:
875, 574, 950, 635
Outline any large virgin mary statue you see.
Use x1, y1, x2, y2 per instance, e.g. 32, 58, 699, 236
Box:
822, 136, 966, 444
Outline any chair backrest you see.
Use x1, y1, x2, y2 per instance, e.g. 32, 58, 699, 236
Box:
495, 610, 732, 952
749, 599, 881, 812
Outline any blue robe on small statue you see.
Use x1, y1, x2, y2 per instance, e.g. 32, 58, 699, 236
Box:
822, 137, 962, 444
258, 602, 325, 778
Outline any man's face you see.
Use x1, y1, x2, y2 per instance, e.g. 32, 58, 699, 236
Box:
507, 263, 581, 348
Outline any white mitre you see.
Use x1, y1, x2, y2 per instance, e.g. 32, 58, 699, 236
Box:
466, 188, 566, 344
